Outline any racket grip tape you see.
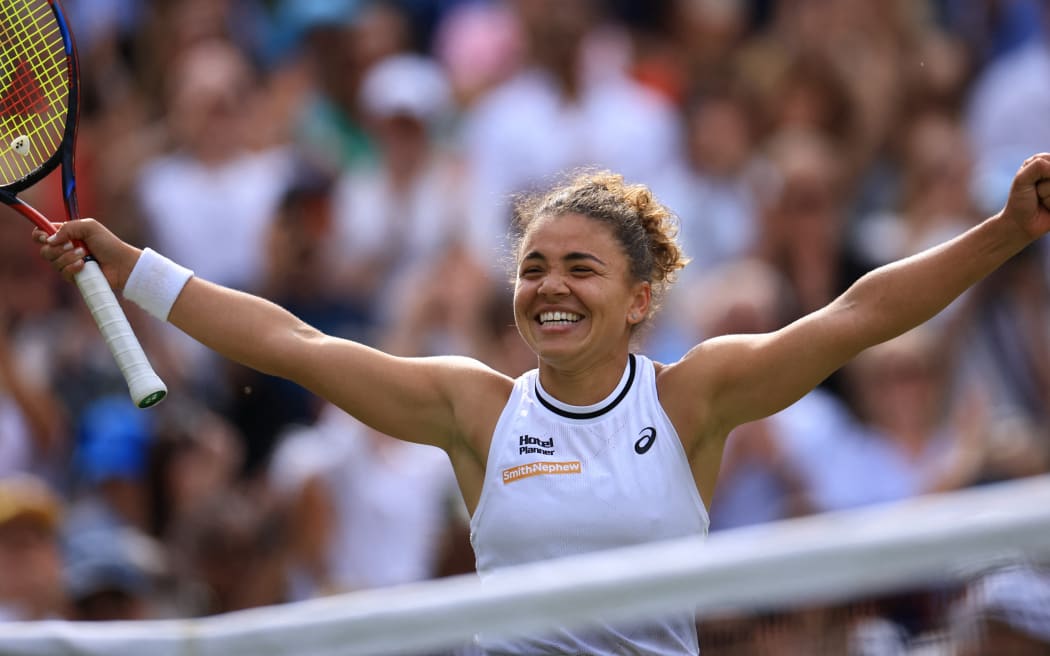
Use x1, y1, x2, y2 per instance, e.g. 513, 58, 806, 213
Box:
73, 260, 167, 408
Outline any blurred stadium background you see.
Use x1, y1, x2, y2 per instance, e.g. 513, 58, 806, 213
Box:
1, 0, 1049, 653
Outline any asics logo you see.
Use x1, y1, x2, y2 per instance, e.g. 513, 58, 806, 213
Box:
634, 427, 656, 454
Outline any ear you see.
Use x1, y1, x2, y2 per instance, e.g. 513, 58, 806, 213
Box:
627, 281, 652, 325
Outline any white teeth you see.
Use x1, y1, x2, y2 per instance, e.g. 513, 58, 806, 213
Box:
539, 311, 581, 324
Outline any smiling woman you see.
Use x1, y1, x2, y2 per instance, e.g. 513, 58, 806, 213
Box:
33, 153, 1050, 655
512, 170, 688, 328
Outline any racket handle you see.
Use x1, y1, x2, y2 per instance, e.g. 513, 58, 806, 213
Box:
73, 260, 167, 408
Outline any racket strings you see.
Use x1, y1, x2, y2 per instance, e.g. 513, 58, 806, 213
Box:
0, 0, 69, 184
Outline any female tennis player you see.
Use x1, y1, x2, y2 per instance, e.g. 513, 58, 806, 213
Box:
36, 154, 1050, 654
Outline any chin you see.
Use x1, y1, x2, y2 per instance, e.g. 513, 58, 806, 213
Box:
533, 340, 588, 366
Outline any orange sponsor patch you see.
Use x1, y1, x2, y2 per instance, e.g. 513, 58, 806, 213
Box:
502, 460, 582, 484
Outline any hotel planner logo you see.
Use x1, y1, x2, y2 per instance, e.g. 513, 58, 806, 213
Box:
519, 434, 555, 455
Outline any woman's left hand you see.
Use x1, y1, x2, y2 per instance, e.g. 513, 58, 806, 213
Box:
1003, 153, 1050, 240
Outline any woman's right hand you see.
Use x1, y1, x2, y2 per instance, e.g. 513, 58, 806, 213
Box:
34, 218, 142, 290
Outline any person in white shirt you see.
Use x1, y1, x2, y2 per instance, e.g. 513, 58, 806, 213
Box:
270, 403, 461, 599
459, 0, 684, 272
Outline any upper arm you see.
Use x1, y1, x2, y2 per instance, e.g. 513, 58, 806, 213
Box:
167, 277, 511, 452
663, 302, 864, 440
291, 335, 510, 451
269, 330, 508, 513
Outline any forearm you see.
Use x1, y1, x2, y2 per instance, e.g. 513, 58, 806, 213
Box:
837, 212, 1033, 348
166, 276, 323, 380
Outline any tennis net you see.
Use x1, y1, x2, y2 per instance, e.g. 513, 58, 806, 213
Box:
2, 474, 1050, 655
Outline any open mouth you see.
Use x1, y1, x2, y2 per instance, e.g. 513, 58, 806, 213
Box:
538, 311, 582, 326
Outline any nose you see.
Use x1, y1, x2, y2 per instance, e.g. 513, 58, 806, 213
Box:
536, 271, 569, 297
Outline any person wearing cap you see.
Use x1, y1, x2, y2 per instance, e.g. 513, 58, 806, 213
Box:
0, 474, 65, 622
952, 563, 1050, 655
64, 395, 154, 537
64, 526, 165, 621
326, 53, 469, 329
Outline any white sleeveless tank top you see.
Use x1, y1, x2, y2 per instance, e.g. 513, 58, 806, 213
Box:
470, 354, 709, 655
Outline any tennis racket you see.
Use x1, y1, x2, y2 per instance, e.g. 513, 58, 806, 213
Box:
0, 0, 166, 408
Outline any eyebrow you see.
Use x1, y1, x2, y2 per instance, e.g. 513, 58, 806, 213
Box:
521, 251, 607, 266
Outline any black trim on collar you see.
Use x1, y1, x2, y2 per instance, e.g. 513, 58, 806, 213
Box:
535, 354, 636, 420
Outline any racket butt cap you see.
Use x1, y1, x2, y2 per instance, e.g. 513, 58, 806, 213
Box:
136, 388, 167, 409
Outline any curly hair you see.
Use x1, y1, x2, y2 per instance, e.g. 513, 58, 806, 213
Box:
510, 170, 689, 321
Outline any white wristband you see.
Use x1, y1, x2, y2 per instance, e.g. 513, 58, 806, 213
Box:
122, 248, 194, 321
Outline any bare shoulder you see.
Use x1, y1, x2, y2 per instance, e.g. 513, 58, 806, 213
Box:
653, 337, 733, 395
433, 355, 516, 439
653, 337, 749, 442
424, 354, 515, 405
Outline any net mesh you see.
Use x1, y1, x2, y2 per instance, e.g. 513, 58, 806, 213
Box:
0, 0, 68, 183
1, 475, 1049, 656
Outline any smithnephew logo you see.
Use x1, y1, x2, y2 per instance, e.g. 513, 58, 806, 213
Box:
502, 460, 582, 484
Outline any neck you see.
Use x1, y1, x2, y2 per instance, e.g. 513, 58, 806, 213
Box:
537, 352, 631, 406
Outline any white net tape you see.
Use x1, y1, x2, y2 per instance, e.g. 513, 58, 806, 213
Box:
3, 474, 1050, 656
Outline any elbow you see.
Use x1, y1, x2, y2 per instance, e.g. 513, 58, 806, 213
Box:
250, 320, 327, 381
828, 287, 891, 355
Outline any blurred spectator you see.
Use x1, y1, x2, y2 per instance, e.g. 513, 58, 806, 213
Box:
679, 258, 849, 529
804, 328, 983, 511
383, 241, 495, 359
283, 0, 417, 174
951, 563, 1050, 656
278, 0, 371, 173
697, 256, 818, 526
753, 128, 866, 320
954, 245, 1050, 482
625, 0, 751, 106
63, 526, 166, 621
754, 51, 858, 162
64, 395, 154, 535
936, 0, 1048, 66
137, 39, 295, 291
259, 166, 347, 334
432, 1, 524, 108
0, 312, 65, 479
134, 38, 296, 396
742, 2, 954, 207
460, 0, 684, 270
659, 80, 763, 284
222, 168, 345, 473
270, 404, 465, 599
172, 488, 289, 616
965, 3, 1050, 218
145, 401, 244, 545
382, 239, 532, 375
326, 53, 470, 330
465, 280, 536, 380
354, 0, 421, 64
0, 474, 65, 621
903, 25, 974, 116
0, 221, 68, 479
852, 108, 981, 273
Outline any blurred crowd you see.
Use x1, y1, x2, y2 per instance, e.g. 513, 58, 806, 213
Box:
1, 0, 1049, 651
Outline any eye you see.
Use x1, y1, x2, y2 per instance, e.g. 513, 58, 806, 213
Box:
519, 266, 543, 278
571, 266, 593, 275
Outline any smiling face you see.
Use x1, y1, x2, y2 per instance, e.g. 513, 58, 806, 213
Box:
513, 212, 651, 371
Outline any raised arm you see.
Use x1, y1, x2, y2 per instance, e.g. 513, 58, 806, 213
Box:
165, 276, 505, 447
36, 219, 509, 451
665, 153, 1050, 440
